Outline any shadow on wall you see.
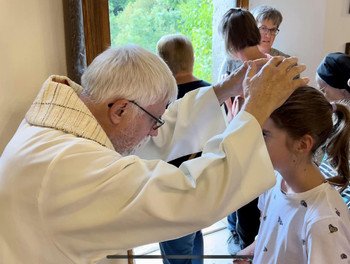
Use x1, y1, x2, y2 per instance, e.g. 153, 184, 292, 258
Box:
0, 105, 28, 155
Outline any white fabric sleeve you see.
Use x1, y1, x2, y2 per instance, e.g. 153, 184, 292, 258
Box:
135, 86, 227, 162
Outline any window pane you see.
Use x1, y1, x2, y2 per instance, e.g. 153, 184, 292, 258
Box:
109, 0, 213, 82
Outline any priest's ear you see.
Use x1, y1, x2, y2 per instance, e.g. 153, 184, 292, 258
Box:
107, 99, 130, 125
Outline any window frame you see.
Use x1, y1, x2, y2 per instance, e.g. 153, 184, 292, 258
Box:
81, 0, 111, 65
237, 0, 249, 9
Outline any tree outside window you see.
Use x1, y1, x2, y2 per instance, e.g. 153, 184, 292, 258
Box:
109, 0, 213, 82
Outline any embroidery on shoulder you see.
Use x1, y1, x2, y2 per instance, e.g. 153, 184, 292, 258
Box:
341, 253, 348, 259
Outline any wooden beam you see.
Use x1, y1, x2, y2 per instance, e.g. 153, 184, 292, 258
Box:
81, 0, 111, 65
236, 0, 249, 10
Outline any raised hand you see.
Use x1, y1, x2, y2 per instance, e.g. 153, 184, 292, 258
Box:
242, 56, 309, 127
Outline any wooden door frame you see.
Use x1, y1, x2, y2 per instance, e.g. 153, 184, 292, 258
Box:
81, 0, 111, 66
236, 0, 249, 9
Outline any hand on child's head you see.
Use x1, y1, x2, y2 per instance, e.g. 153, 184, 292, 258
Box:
241, 56, 309, 127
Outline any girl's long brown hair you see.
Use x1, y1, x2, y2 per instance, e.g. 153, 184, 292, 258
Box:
270, 86, 350, 192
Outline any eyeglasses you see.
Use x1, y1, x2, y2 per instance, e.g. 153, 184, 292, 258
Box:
108, 100, 165, 130
259, 26, 280, 36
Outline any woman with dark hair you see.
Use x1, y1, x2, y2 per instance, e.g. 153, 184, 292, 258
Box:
218, 8, 272, 254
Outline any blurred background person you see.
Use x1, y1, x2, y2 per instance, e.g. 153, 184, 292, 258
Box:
217, 6, 298, 255
218, 5, 290, 82
218, 7, 269, 254
316, 52, 350, 102
156, 33, 211, 264
316, 52, 350, 209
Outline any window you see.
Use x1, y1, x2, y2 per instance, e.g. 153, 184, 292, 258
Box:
108, 0, 213, 82
81, 0, 249, 81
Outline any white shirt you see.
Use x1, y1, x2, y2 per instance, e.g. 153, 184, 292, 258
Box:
254, 173, 350, 264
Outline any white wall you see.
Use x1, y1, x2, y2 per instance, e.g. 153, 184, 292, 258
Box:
0, 0, 67, 154
324, 0, 350, 53
212, 0, 236, 83
250, 0, 350, 87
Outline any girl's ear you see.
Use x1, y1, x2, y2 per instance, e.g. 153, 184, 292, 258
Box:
296, 134, 314, 154
108, 99, 129, 125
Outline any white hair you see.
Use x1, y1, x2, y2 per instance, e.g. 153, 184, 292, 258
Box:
81, 45, 177, 106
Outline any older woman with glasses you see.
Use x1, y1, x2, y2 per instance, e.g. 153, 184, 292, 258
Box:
250, 5, 286, 56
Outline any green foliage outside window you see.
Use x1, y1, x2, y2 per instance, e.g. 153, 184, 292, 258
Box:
109, 0, 213, 82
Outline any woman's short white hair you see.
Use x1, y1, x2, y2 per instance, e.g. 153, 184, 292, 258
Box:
81, 45, 177, 106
